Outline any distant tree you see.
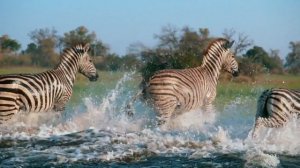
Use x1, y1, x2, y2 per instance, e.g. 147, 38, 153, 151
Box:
199, 28, 210, 39
105, 54, 122, 71
0, 35, 21, 54
29, 28, 59, 67
243, 46, 283, 73
127, 42, 149, 58
90, 40, 109, 57
62, 26, 109, 57
140, 26, 215, 82
24, 43, 38, 54
269, 49, 284, 74
62, 26, 96, 48
154, 24, 179, 51
244, 46, 269, 63
237, 57, 264, 79
222, 28, 253, 56
177, 27, 212, 67
121, 54, 142, 70
285, 41, 300, 74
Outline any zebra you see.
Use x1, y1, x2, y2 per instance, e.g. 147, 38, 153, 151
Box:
0, 43, 98, 124
252, 88, 300, 138
127, 38, 239, 125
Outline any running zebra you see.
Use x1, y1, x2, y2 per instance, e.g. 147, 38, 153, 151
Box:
252, 88, 300, 138
127, 38, 239, 125
0, 44, 98, 123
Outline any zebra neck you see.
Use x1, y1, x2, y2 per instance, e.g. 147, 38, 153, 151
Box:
200, 55, 223, 85
56, 58, 80, 88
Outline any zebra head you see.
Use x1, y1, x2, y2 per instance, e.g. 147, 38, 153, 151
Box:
222, 40, 239, 77
78, 44, 99, 81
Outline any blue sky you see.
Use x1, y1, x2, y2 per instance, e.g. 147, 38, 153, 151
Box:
0, 0, 299, 58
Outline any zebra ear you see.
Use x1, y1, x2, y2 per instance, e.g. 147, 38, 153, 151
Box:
83, 43, 90, 52
224, 40, 234, 49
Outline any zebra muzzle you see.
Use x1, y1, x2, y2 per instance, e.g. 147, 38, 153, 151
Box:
232, 70, 239, 77
89, 73, 99, 82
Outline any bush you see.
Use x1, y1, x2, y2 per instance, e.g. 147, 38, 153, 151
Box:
0, 55, 32, 66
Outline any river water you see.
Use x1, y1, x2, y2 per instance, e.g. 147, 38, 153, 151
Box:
0, 72, 299, 167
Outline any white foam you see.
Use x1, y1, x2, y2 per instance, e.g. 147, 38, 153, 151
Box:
165, 108, 217, 132
246, 116, 300, 155
244, 149, 280, 168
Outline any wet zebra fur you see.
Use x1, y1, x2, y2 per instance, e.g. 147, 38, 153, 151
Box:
0, 44, 98, 124
127, 38, 239, 125
252, 88, 300, 138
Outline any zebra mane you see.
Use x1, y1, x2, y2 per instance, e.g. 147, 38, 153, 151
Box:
62, 44, 89, 57
202, 38, 229, 56
56, 44, 90, 70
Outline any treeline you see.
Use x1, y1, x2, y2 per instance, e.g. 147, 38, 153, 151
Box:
0, 26, 135, 71
0, 25, 300, 81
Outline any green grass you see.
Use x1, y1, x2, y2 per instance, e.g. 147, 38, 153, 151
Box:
215, 74, 300, 111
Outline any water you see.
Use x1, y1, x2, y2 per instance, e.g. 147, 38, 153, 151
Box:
1, 72, 300, 168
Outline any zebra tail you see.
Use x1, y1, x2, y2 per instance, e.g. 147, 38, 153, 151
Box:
252, 89, 272, 138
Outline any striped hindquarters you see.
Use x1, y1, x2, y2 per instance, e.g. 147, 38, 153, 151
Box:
148, 69, 205, 113
256, 88, 300, 127
0, 73, 62, 121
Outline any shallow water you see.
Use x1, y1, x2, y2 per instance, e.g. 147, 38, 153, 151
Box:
0, 72, 299, 168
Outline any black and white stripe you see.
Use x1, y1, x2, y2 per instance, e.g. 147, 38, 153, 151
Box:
128, 38, 239, 125
252, 88, 300, 138
0, 44, 98, 123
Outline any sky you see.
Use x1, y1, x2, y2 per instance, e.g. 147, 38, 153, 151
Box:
0, 0, 300, 58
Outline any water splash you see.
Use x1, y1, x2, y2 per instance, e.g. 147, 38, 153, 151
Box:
245, 115, 300, 155
1, 72, 300, 167
56, 71, 146, 133
244, 150, 280, 168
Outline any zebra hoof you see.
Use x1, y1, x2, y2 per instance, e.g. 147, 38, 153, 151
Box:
125, 104, 134, 117
127, 111, 134, 117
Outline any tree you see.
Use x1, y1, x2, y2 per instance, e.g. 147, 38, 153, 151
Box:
269, 49, 284, 74
237, 57, 264, 79
127, 42, 149, 58
154, 24, 179, 51
222, 28, 253, 56
62, 26, 96, 48
105, 54, 122, 71
285, 41, 300, 74
120, 54, 142, 70
0, 35, 21, 54
140, 26, 215, 82
244, 46, 283, 73
90, 40, 109, 57
24, 43, 38, 54
29, 28, 59, 67
61, 26, 109, 56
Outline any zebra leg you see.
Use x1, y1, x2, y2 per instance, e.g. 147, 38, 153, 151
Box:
0, 98, 21, 123
53, 104, 66, 122
252, 116, 287, 138
252, 117, 264, 138
203, 103, 216, 113
125, 89, 143, 117
154, 100, 178, 126
202, 103, 216, 124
